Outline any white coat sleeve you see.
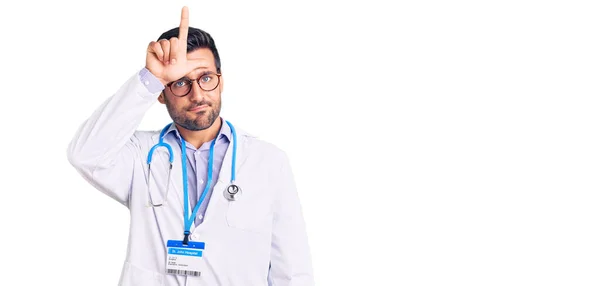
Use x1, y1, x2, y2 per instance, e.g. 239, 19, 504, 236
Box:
268, 152, 315, 286
67, 71, 162, 206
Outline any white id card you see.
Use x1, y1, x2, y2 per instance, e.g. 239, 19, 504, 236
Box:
166, 240, 205, 276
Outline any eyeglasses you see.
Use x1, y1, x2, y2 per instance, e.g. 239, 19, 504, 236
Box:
165, 73, 222, 97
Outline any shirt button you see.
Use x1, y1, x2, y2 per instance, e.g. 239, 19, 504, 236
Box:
197, 214, 203, 219
144, 80, 150, 85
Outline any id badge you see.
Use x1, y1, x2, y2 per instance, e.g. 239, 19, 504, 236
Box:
166, 240, 205, 276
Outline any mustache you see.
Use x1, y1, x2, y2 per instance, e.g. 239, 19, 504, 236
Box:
188, 101, 211, 110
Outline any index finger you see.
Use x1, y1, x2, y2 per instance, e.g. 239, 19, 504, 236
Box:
179, 6, 189, 53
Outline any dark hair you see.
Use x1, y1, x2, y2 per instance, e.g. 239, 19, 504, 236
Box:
157, 27, 221, 73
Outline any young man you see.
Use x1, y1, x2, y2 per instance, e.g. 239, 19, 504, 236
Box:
67, 7, 314, 286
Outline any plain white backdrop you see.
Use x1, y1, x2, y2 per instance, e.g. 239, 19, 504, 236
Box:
1, 0, 599, 285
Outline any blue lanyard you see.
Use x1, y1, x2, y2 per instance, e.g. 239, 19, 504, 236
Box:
180, 134, 216, 245
155, 121, 237, 245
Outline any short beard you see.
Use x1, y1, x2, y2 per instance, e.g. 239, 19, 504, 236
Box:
164, 97, 221, 131
177, 109, 219, 131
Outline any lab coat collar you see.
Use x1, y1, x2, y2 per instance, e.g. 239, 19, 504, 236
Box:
214, 121, 255, 184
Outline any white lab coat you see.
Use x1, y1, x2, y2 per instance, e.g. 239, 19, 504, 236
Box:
67, 72, 314, 286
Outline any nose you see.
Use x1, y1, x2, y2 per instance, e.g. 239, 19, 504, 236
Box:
188, 80, 207, 102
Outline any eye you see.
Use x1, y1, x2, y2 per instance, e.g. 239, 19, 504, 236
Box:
173, 80, 189, 88
200, 75, 213, 83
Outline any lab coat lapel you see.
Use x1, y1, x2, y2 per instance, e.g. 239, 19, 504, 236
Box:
218, 127, 251, 186
202, 127, 249, 222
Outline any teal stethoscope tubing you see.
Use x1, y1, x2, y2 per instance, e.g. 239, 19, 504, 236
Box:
147, 120, 238, 244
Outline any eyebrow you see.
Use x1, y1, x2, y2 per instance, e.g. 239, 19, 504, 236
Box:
190, 66, 215, 72
177, 70, 218, 81
196, 70, 217, 75
185, 69, 216, 77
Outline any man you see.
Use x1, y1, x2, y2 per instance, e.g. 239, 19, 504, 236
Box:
67, 6, 314, 286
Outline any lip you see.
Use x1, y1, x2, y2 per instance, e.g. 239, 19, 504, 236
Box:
188, 105, 209, 112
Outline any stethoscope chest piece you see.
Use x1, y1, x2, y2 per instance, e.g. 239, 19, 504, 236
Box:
224, 184, 242, 201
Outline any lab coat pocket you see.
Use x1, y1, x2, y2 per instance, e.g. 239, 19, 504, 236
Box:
225, 189, 273, 234
119, 262, 164, 286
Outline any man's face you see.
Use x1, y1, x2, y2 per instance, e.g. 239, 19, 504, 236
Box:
158, 48, 223, 131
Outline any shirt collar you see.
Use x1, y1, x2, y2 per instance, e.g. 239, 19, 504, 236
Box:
162, 117, 232, 145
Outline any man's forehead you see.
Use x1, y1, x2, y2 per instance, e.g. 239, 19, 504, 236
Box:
186, 48, 214, 60
185, 48, 217, 74
185, 67, 215, 78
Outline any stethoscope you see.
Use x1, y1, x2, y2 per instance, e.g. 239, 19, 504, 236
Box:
147, 120, 242, 244
146, 120, 242, 206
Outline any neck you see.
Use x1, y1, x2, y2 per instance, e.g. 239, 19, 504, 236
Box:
176, 118, 222, 149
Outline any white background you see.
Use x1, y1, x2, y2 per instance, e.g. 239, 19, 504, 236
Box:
0, 0, 599, 285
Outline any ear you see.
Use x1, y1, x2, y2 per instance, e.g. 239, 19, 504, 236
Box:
219, 74, 224, 93
158, 92, 166, 104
